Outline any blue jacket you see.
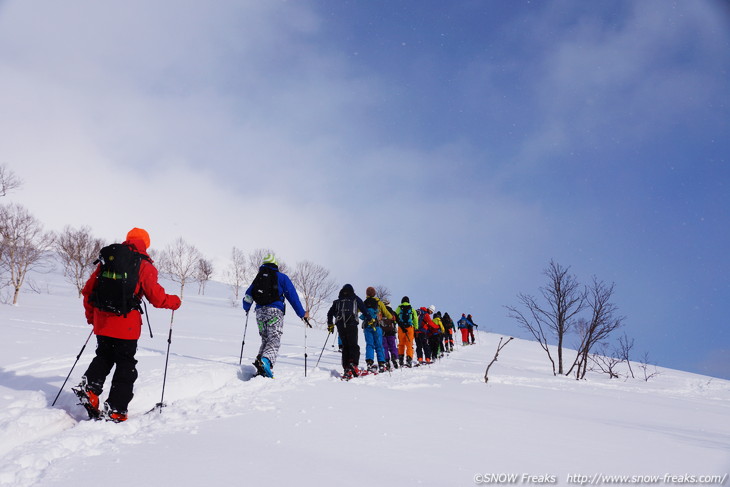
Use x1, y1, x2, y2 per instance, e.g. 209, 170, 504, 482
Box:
242, 264, 306, 318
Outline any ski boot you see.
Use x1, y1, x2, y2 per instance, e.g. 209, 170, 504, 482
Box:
260, 357, 274, 378
72, 377, 101, 420
102, 402, 128, 423
365, 359, 377, 374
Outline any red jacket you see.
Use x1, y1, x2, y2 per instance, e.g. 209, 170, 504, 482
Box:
417, 307, 440, 335
82, 239, 181, 340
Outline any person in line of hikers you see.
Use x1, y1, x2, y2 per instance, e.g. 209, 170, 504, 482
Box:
441, 312, 456, 353
430, 310, 445, 360
360, 287, 393, 373
243, 253, 309, 378
395, 296, 418, 368
467, 314, 478, 344
415, 306, 438, 365
327, 284, 369, 379
74, 228, 181, 422
381, 299, 400, 371
457, 313, 471, 345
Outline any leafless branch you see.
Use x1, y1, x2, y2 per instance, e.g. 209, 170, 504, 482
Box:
0, 164, 22, 197
196, 257, 214, 295
291, 260, 336, 326
54, 225, 105, 298
567, 277, 624, 379
484, 337, 514, 383
0, 203, 55, 304
157, 237, 201, 300
374, 285, 391, 303
638, 351, 659, 381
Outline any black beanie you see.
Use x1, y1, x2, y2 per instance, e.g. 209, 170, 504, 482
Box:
402, 296, 409, 303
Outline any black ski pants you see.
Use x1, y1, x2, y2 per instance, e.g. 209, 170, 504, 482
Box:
429, 333, 443, 359
415, 332, 430, 361
337, 323, 360, 371
83, 335, 138, 412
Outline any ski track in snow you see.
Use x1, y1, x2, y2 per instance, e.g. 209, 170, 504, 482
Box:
1, 275, 730, 486
0, 357, 303, 487
1, 352, 465, 486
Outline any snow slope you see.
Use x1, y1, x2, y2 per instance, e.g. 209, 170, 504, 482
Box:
1, 271, 728, 487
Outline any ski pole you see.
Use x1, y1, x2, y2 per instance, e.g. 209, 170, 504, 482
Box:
303, 317, 312, 377
142, 300, 153, 338
155, 310, 175, 412
238, 311, 250, 365
315, 331, 332, 369
52, 329, 94, 407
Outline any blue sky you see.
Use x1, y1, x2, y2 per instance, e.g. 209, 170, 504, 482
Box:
1, 1, 728, 379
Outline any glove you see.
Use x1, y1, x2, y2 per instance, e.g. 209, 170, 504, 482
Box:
168, 295, 182, 310
327, 324, 334, 333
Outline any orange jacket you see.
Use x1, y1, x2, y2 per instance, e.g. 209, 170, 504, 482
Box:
82, 239, 180, 340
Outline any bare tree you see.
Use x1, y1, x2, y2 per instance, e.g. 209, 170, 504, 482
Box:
638, 351, 659, 381
507, 260, 586, 375
374, 285, 392, 303
195, 257, 214, 295
54, 225, 105, 297
291, 260, 336, 326
590, 345, 623, 379
567, 278, 624, 379
225, 246, 248, 304
617, 333, 635, 379
246, 248, 288, 276
0, 204, 55, 304
506, 293, 557, 374
157, 237, 201, 300
484, 336, 514, 383
0, 164, 22, 197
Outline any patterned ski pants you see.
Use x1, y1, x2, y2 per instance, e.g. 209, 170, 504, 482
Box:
256, 307, 284, 366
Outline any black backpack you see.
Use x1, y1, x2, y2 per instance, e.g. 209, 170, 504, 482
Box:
381, 306, 397, 333
398, 304, 413, 328
89, 244, 148, 316
250, 267, 280, 305
335, 297, 358, 326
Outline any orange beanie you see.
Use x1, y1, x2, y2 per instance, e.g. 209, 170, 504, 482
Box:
126, 227, 151, 250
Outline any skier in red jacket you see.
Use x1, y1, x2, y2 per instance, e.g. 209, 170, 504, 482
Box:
74, 228, 181, 422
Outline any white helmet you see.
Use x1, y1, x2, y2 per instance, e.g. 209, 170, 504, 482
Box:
428, 305, 436, 314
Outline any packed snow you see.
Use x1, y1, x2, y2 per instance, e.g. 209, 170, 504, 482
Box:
1, 268, 728, 487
